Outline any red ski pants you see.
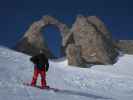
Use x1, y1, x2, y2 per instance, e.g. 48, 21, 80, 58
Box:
31, 65, 47, 87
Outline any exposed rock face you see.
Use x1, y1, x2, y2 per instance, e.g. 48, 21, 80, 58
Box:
87, 16, 112, 40
65, 15, 118, 66
15, 15, 69, 58
114, 40, 133, 54
66, 44, 83, 66
15, 15, 119, 66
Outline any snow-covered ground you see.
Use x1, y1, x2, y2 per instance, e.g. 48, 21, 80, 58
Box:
0, 46, 133, 100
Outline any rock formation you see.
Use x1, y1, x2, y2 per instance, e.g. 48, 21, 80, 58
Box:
65, 15, 118, 66
15, 15, 119, 66
114, 40, 133, 54
15, 15, 69, 58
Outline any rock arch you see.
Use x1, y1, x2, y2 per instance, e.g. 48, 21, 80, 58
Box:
16, 15, 70, 58
15, 15, 118, 66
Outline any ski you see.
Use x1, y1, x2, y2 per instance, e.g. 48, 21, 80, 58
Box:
23, 82, 59, 92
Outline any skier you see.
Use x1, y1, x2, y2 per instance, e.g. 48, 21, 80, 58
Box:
30, 51, 49, 89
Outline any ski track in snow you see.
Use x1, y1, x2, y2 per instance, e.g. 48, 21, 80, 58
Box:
0, 46, 133, 100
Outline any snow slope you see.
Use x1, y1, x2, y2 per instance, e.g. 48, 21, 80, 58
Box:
0, 46, 133, 100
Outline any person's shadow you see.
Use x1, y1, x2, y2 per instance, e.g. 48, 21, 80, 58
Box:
50, 87, 113, 100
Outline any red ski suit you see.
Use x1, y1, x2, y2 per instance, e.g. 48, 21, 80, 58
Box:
31, 64, 47, 88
